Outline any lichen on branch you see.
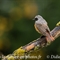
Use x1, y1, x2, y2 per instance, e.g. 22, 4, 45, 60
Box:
2, 21, 60, 60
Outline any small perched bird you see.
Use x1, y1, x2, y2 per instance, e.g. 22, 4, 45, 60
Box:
33, 15, 54, 43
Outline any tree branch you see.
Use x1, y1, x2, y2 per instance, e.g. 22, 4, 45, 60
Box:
2, 22, 60, 60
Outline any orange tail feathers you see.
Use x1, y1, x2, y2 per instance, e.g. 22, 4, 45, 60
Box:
46, 35, 55, 43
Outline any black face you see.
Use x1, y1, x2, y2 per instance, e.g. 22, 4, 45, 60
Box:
33, 18, 38, 21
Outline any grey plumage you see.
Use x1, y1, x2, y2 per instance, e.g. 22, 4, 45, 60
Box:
33, 15, 54, 43
34, 15, 50, 36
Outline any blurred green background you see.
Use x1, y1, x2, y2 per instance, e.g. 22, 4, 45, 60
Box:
0, 0, 60, 60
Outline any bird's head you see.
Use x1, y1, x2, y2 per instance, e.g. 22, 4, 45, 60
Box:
33, 15, 43, 24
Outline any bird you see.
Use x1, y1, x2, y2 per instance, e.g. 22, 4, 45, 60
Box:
33, 15, 54, 43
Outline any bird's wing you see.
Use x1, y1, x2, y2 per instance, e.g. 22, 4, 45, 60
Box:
36, 24, 50, 36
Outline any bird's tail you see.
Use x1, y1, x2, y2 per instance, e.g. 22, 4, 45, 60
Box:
46, 34, 54, 43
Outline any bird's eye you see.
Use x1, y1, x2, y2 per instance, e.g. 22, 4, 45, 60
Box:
35, 18, 38, 21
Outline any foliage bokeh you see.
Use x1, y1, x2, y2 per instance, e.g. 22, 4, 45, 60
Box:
0, 0, 60, 60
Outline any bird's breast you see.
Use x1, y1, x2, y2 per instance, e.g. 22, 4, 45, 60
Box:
34, 24, 40, 33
